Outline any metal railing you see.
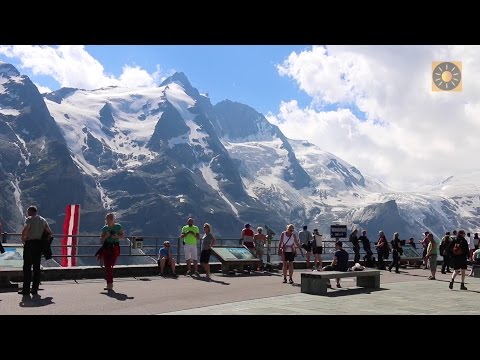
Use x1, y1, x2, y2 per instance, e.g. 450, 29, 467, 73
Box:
1, 232, 384, 267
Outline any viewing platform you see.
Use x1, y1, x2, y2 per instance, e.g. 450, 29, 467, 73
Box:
1, 265, 479, 315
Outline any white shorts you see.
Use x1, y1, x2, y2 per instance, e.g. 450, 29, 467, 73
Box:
184, 244, 198, 261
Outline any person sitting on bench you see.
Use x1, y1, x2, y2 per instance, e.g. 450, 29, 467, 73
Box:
322, 241, 349, 288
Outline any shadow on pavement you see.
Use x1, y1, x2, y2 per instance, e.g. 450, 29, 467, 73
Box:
325, 287, 387, 297
221, 271, 279, 278
191, 276, 230, 285
19, 295, 55, 307
102, 289, 135, 301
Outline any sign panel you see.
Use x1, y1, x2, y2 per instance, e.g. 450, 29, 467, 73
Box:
211, 246, 258, 262
401, 244, 422, 258
330, 224, 347, 238
0, 246, 24, 268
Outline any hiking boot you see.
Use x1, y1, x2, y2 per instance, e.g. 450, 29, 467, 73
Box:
449, 281, 454, 289
283, 278, 287, 283
194, 271, 200, 277
460, 284, 468, 290
336, 284, 342, 288
428, 276, 435, 280
289, 278, 294, 284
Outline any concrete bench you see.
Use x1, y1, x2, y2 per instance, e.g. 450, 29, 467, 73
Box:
301, 270, 380, 296
470, 262, 480, 278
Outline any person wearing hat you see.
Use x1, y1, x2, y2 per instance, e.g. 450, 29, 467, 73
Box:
241, 223, 255, 254
158, 240, 177, 277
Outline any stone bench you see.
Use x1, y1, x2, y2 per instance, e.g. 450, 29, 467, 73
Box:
471, 262, 480, 278
301, 269, 380, 295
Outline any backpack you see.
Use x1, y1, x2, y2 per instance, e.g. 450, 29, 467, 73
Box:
453, 242, 462, 256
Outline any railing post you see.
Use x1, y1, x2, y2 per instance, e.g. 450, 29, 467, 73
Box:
177, 237, 181, 264
1, 232, 7, 243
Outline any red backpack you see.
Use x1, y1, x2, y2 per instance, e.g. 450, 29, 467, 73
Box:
453, 242, 462, 256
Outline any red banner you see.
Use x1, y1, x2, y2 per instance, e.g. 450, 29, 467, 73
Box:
61, 204, 80, 267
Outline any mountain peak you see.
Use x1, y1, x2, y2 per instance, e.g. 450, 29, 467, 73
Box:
43, 87, 78, 104
160, 72, 192, 90
0, 62, 20, 77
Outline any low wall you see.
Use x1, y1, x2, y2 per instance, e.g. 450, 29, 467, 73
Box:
0, 258, 434, 287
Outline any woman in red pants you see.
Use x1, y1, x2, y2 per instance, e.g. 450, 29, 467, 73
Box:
99, 213, 124, 291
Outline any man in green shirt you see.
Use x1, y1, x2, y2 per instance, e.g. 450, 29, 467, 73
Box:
181, 217, 200, 276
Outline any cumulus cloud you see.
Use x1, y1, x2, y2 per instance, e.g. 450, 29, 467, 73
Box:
33, 82, 51, 94
272, 45, 480, 190
0, 45, 161, 89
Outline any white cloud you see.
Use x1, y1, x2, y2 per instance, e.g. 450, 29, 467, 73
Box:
273, 45, 480, 190
0, 45, 162, 89
33, 82, 51, 94
118, 65, 156, 87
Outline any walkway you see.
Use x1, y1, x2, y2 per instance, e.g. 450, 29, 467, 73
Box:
1, 267, 478, 315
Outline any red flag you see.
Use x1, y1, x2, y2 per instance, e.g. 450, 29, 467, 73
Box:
61, 204, 80, 267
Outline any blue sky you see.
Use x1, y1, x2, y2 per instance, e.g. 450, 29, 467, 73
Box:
0, 45, 312, 115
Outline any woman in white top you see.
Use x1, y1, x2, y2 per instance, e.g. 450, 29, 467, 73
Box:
312, 229, 323, 271
278, 224, 300, 284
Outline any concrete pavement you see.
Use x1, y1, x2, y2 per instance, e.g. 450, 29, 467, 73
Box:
1, 267, 479, 315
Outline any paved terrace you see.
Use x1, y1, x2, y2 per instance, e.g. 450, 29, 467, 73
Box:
1, 266, 480, 315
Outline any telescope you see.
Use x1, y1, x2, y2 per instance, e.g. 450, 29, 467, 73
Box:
264, 224, 276, 237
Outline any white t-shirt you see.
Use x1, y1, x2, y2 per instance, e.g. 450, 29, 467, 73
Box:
313, 234, 323, 247
467, 235, 475, 250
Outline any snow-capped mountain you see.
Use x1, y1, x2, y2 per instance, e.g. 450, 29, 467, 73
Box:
1, 61, 479, 250
0, 62, 103, 233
